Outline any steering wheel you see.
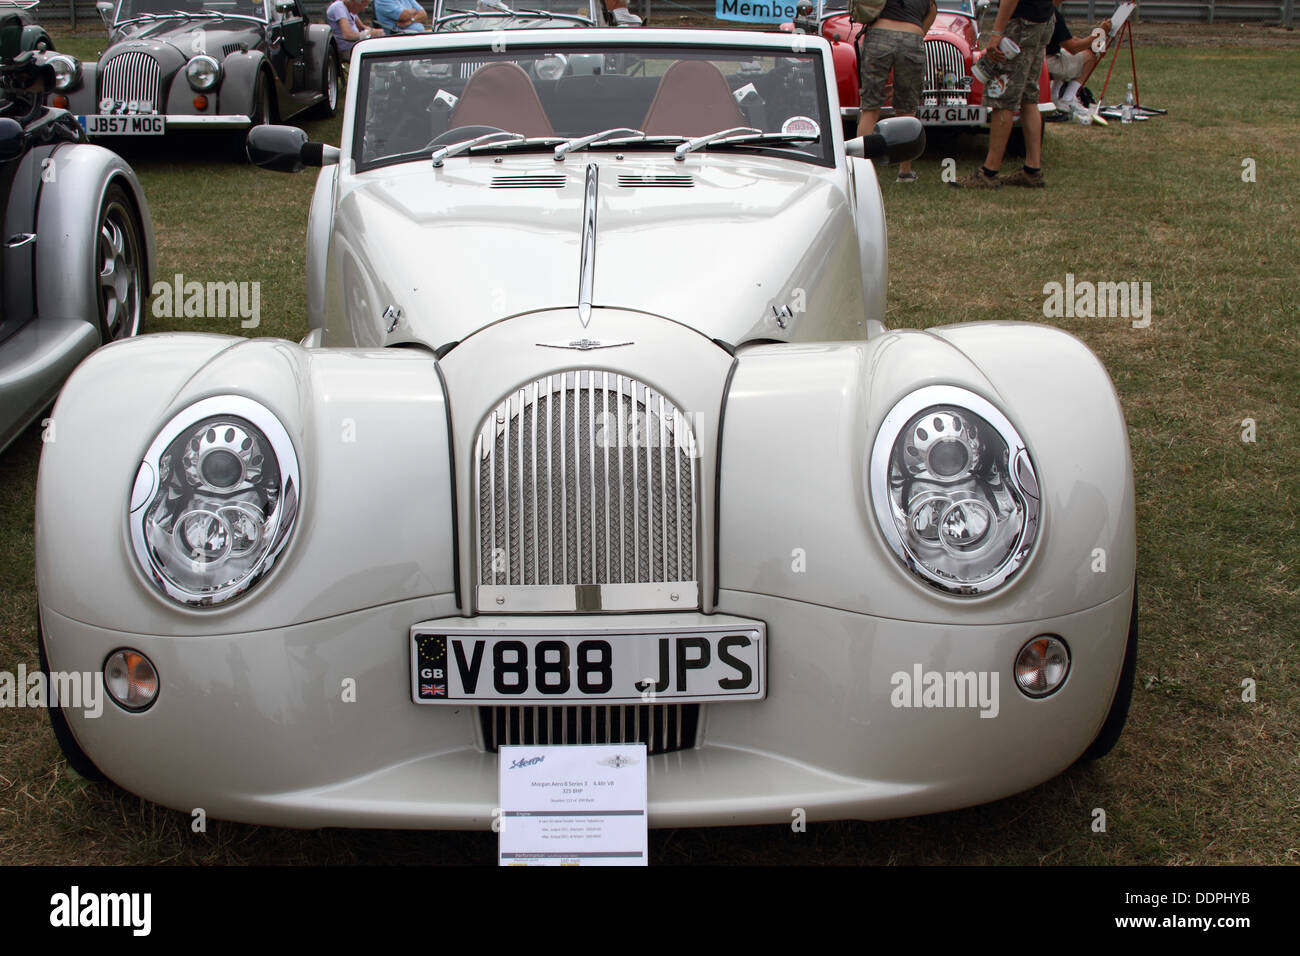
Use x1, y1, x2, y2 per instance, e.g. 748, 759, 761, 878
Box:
426, 125, 510, 148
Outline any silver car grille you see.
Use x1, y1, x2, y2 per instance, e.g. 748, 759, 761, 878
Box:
480, 703, 699, 755
924, 39, 969, 103
100, 51, 160, 111
475, 370, 699, 612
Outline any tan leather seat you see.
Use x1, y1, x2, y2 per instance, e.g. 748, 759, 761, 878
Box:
450, 62, 555, 137
641, 60, 746, 137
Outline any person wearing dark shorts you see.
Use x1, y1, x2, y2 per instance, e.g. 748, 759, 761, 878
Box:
950, 0, 1054, 188
856, 0, 937, 183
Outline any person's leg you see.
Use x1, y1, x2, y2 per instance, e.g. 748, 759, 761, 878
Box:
984, 108, 1013, 172
857, 108, 881, 138
894, 33, 925, 176
1021, 99, 1043, 169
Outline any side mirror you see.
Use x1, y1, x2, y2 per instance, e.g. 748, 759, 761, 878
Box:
796, 0, 813, 14
275, 0, 296, 13
845, 116, 926, 165
97, 1, 114, 27
247, 124, 339, 171
0, 117, 25, 161
976, 0, 990, 11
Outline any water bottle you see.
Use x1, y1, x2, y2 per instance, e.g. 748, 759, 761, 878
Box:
1121, 83, 1135, 124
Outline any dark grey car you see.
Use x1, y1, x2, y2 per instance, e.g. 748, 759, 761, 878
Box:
56, 0, 338, 148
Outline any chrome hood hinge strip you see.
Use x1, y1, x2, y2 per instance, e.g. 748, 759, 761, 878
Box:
577, 163, 598, 327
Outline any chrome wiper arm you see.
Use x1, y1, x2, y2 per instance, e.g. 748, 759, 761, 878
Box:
554, 127, 644, 162
470, 135, 567, 153
430, 131, 524, 167
703, 131, 821, 149
673, 126, 760, 162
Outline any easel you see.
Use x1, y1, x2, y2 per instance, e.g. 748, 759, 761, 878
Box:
1080, 9, 1166, 115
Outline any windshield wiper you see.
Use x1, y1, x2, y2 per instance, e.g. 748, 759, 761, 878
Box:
553, 127, 644, 161
697, 131, 821, 152
673, 126, 760, 161
430, 131, 524, 166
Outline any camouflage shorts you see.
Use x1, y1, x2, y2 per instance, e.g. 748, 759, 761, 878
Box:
859, 27, 926, 115
983, 16, 1053, 110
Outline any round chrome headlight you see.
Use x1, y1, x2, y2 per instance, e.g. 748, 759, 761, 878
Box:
47, 54, 81, 91
185, 54, 221, 91
870, 385, 1040, 594
129, 397, 300, 607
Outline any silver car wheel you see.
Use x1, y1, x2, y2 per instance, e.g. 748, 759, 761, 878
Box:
97, 185, 143, 342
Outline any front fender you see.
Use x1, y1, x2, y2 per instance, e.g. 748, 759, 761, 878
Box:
217, 50, 270, 117
36, 335, 456, 636
35, 143, 155, 333
718, 322, 1136, 625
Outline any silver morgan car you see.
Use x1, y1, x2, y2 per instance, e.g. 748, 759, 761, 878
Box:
35, 29, 1137, 830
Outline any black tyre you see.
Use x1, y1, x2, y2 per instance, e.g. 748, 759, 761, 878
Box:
36, 614, 107, 781
94, 183, 145, 343
1076, 588, 1138, 763
314, 46, 340, 119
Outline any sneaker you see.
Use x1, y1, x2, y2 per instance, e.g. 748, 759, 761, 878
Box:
610, 7, 642, 24
950, 167, 1001, 189
1001, 166, 1046, 188
896, 170, 918, 183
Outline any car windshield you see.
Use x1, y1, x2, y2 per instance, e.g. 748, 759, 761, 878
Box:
354, 44, 834, 171
436, 0, 595, 26
113, 0, 268, 23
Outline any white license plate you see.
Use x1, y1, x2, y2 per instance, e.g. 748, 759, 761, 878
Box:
77, 115, 166, 136
918, 105, 987, 125
411, 625, 765, 704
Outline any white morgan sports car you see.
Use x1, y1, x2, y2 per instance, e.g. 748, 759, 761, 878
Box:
35, 28, 1137, 829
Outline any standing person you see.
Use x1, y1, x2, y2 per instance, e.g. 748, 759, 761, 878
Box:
855, 0, 938, 183
950, 0, 1055, 189
374, 0, 429, 33
327, 0, 382, 62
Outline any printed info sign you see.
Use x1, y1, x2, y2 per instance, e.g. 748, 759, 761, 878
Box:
499, 744, 648, 866
715, 0, 799, 24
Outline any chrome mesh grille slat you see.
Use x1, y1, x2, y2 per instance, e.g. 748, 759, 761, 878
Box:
101, 51, 160, 111
481, 703, 698, 755
923, 39, 969, 103
476, 370, 698, 590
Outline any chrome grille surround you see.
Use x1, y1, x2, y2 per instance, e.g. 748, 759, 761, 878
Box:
923, 39, 970, 104
100, 51, 161, 112
480, 703, 699, 755
475, 370, 700, 613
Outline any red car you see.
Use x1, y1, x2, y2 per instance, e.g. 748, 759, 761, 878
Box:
785, 0, 1053, 150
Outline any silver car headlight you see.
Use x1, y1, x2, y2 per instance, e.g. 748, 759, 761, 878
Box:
870, 385, 1040, 594
129, 397, 300, 607
185, 55, 221, 91
47, 54, 81, 91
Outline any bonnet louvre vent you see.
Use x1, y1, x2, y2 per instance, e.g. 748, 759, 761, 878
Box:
490, 174, 567, 189
222, 43, 246, 57
616, 174, 694, 188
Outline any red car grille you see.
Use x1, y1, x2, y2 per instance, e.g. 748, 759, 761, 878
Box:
924, 39, 969, 104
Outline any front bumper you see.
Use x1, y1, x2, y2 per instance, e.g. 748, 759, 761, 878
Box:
44, 586, 1133, 829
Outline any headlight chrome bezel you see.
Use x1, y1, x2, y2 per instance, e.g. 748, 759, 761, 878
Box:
869, 385, 1041, 596
128, 396, 300, 608
185, 54, 222, 91
46, 53, 81, 92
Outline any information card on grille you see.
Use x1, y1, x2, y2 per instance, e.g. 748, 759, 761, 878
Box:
499, 744, 648, 866
411, 622, 765, 704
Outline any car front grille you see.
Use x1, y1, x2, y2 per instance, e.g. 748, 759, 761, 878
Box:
475, 370, 699, 608
100, 51, 161, 111
924, 39, 969, 103
480, 703, 699, 755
